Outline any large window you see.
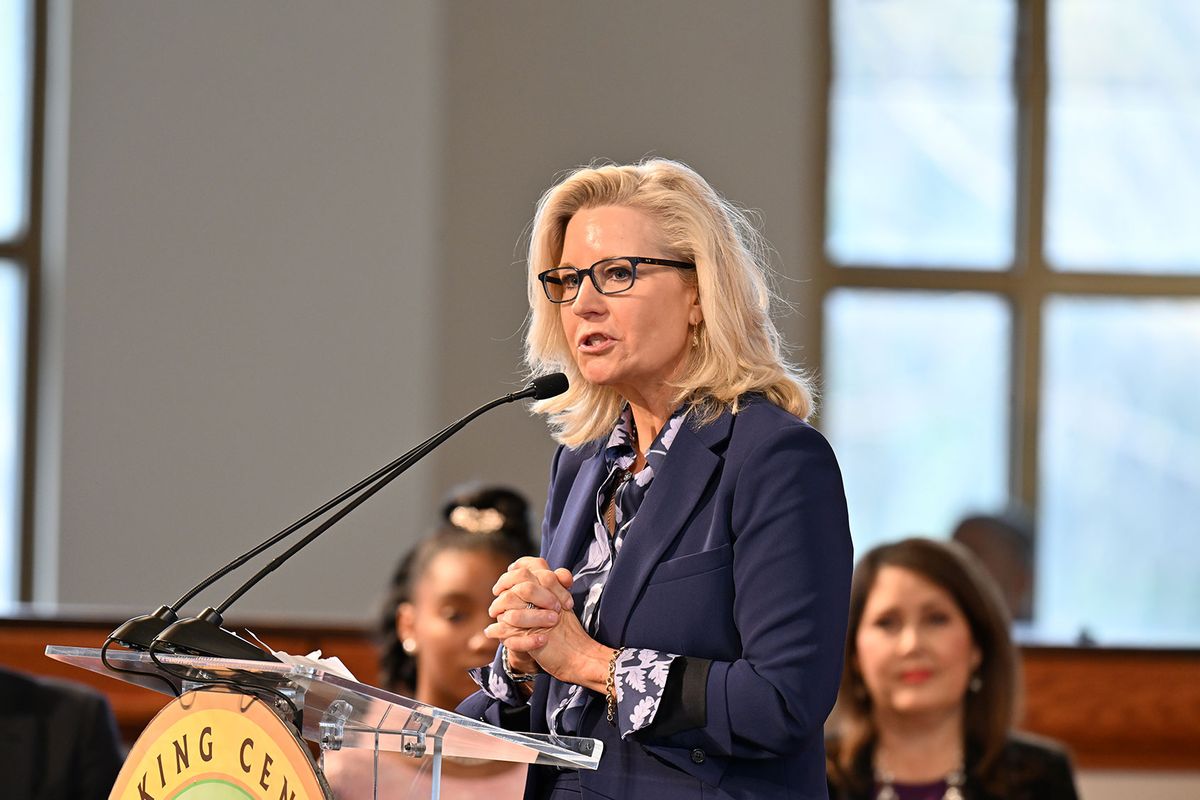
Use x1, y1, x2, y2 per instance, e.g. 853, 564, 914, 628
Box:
0, 0, 38, 604
821, 0, 1200, 645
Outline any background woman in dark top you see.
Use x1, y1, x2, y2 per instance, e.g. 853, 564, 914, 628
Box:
826, 538, 1079, 800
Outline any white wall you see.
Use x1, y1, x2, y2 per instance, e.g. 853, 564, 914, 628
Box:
1078, 770, 1200, 800
45, 0, 826, 622
46, 1, 441, 621
431, 0, 827, 510
34, 3, 1196, 797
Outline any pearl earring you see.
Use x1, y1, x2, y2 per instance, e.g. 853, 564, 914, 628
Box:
402, 638, 418, 654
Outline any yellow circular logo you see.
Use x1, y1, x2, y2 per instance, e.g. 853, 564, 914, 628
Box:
111, 690, 327, 800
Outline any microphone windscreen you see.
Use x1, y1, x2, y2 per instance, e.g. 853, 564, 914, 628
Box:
530, 372, 569, 400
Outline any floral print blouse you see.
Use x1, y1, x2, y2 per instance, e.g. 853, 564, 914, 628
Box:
470, 405, 687, 739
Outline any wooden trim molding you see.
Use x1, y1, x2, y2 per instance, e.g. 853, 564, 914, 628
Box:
2, 614, 1197, 769
0, 612, 380, 744
1020, 646, 1200, 770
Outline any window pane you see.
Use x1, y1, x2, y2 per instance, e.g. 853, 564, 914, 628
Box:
1039, 297, 1200, 645
823, 289, 1011, 555
0, 0, 30, 240
827, 0, 1016, 268
1046, 0, 1200, 273
0, 262, 24, 602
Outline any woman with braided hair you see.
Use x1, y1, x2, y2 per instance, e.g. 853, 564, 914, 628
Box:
324, 485, 534, 799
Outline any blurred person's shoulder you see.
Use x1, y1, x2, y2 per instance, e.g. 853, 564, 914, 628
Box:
0, 667, 111, 715
993, 732, 1079, 799
1002, 730, 1074, 768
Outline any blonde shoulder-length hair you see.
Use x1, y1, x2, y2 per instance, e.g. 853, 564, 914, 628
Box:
525, 158, 813, 447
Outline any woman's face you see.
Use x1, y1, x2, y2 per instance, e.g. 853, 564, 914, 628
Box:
854, 565, 982, 721
398, 549, 508, 709
557, 205, 701, 402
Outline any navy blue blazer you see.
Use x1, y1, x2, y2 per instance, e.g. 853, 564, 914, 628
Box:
460, 398, 853, 799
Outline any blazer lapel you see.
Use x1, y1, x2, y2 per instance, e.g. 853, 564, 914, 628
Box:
599, 410, 733, 644
544, 448, 606, 571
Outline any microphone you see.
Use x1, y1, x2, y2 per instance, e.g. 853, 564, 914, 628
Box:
109, 421, 462, 650
137, 373, 568, 661
511, 371, 567, 402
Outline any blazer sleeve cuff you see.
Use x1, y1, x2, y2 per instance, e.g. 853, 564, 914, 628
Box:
637, 656, 710, 738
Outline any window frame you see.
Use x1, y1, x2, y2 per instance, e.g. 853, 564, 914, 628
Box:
0, 0, 45, 602
811, 0, 1200, 617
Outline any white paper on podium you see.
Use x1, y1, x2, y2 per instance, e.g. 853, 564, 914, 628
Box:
243, 629, 359, 682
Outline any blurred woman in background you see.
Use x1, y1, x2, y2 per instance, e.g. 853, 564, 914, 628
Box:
378, 485, 535, 697
826, 538, 1078, 800
324, 485, 534, 800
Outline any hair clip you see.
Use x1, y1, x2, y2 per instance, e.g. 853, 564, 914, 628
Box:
449, 506, 506, 534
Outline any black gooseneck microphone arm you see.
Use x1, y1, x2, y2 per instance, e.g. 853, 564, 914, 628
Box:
145, 373, 568, 661
107, 426, 450, 650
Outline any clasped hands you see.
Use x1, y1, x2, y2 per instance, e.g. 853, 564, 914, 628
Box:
486, 557, 611, 694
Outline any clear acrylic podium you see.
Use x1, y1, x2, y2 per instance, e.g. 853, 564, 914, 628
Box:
46, 645, 601, 799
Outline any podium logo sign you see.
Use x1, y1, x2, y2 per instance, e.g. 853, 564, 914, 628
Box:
111, 690, 326, 800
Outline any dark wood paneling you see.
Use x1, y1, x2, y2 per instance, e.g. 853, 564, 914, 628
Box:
1021, 647, 1200, 769
3, 615, 1198, 769
0, 614, 378, 744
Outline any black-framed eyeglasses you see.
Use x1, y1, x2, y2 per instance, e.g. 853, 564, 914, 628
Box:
537, 256, 696, 303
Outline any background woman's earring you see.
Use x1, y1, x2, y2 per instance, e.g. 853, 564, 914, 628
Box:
402, 638, 418, 654
969, 674, 983, 693
692, 327, 700, 348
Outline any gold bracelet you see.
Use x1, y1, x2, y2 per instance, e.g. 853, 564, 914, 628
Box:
605, 647, 622, 724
